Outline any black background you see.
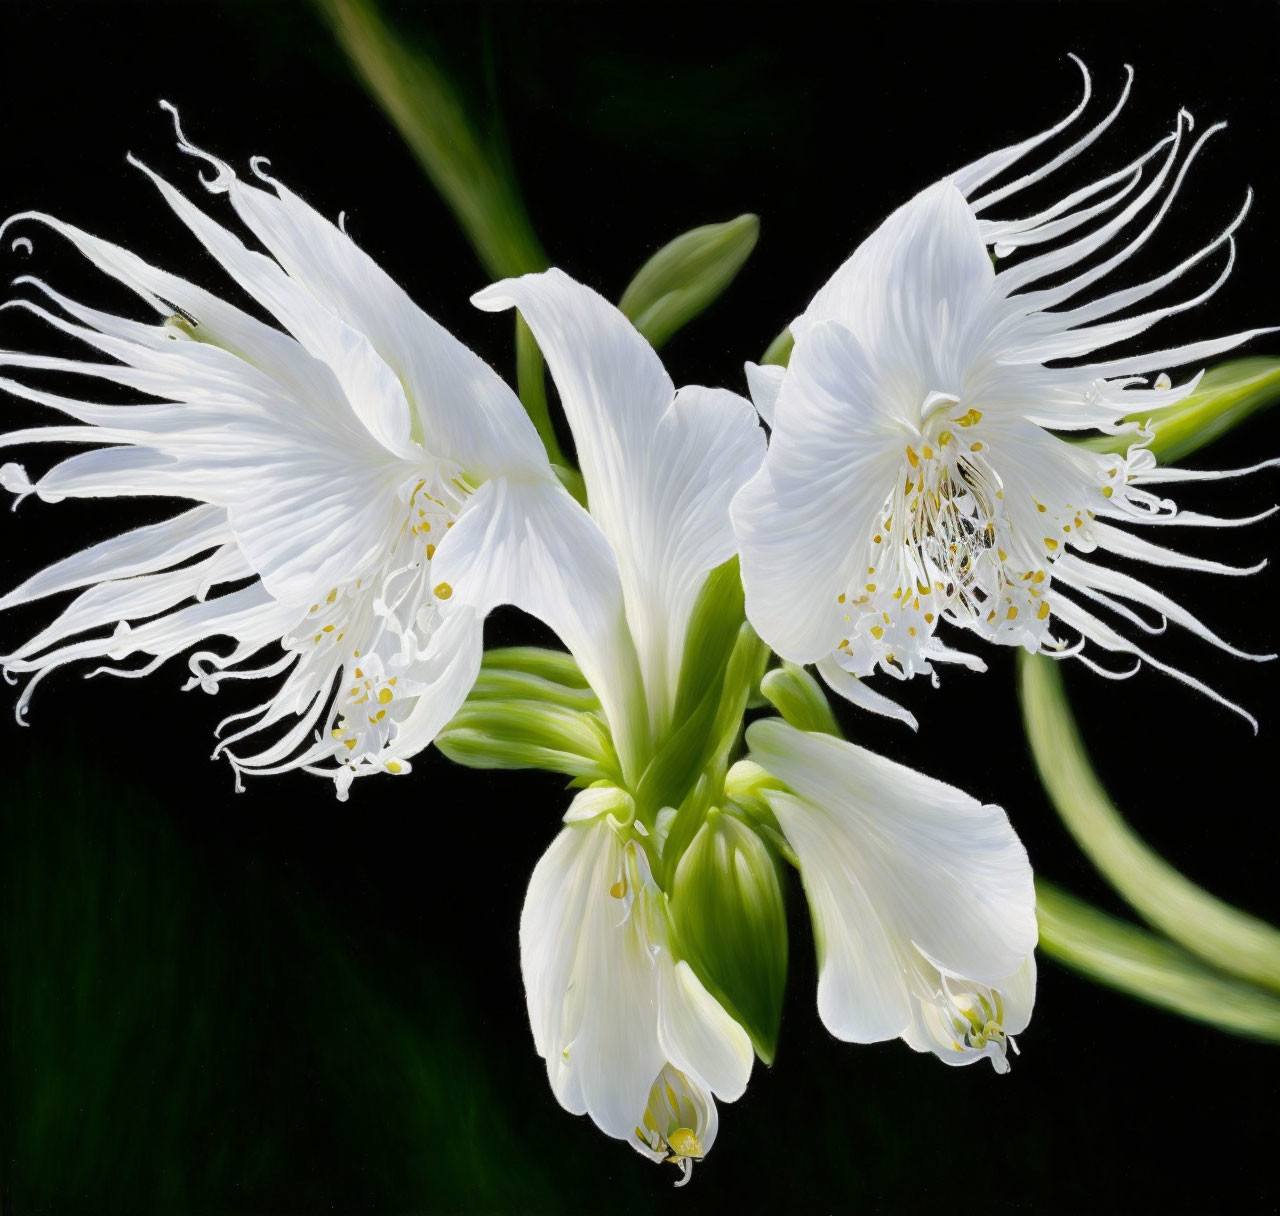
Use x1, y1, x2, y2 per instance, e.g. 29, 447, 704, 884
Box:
2, 2, 1279, 1213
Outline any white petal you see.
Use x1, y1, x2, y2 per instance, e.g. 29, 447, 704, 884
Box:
519, 822, 664, 1140
657, 960, 753, 1102
429, 474, 648, 779
744, 361, 784, 427
747, 719, 1036, 1041
732, 319, 902, 663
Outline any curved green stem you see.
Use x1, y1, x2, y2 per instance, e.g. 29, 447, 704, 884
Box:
1020, 653, 1280, 993
1036, 880, 1280, 1043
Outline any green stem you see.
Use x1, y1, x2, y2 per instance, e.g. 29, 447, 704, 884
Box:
317, 0, 547, 281
1020, 653, 1280, 993
1036, 880, 1280, 1043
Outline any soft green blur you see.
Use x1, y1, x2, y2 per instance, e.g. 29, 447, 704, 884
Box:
1, 755, 564, 1212
1035, 881, 1280, 1042
1021, 654, 1280, 995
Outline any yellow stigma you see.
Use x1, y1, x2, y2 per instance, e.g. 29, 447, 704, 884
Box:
666, 1128, 704, 1160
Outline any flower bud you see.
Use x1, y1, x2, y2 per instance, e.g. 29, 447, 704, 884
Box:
669, 808, 787, 1064
619, 215, 759, 348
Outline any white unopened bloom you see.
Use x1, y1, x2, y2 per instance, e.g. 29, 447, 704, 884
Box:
733, 60, 1277, 727
0, 108, 594, 797
746, 718, 1037, 1072
521, 791, 752, 1185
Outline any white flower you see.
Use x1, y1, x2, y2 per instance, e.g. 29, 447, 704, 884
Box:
521, 790, 752, 1185
733, 60, 1277, 727
0, 107, 593, 798
447, 270, 765, 1172
438, 267, 767, 777
745, 717, 1037, 1072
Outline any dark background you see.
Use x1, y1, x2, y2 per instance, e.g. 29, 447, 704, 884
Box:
2, 2, 1279, 1212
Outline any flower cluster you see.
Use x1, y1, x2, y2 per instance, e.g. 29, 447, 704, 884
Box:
0, 60, 1271, 1182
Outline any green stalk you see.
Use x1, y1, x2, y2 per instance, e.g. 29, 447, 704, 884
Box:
317, 0, 573, 470
1021, 653, 1280, 992
1036, 880, 1280, 1042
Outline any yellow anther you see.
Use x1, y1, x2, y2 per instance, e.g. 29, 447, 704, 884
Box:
924, 612, 935, 624
837, 593, 847, 603
922, 445, 934, 461
343, 738, 357, 751
865, 583, 877, 592
970, 442, 983, 453
1038, 600, 1051, 620
1006, 606, 1018, 620
1101, 485, 1113, 498
434, 582, 453, 599
609, 877, 628, 899
870, 625, 885, 640
955, 407, 983, 427
939, 431, 953, 447
378, 687, 394, 705
1044, 538, 1059, 551
385, 761, 403, 774
906, 446, 920, 468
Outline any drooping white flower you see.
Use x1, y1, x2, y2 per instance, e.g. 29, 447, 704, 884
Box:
521, 789, 753, 1185
0, 108, 598, 797
733, 60, 1277, 726
745, 717, 1037, 1071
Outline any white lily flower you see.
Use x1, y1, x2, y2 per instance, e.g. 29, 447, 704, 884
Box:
733, 59, 1277, 727
746, 718, 1037, 1072
0, 108, 597, 798
445, 270, 764, 1171
521, 789, 752, 1185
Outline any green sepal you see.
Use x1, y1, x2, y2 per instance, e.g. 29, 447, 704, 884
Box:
1075, 357, 1280, 464
619, 215, 759, 349
761, 326, 793, 368
669, 808, 788, 1064
759, 663, 840, 736
637, 621, 769, 826
467, 649, 601, 715
436, 700, 618, 780
479, 647, 591, 688
668, 559, 745, 729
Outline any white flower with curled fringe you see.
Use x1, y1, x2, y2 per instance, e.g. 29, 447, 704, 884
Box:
0, 105, 598, 798
734, 58, 1278, 729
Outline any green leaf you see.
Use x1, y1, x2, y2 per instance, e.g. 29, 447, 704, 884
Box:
436, 700, 618, 780
1075, 357, 1280, 464
1020, 653, 1280, 993
759, 663, 840, 736
669, 809, 788, 1063
1036, 880, 1280, 1043
618, 215, 759, 349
